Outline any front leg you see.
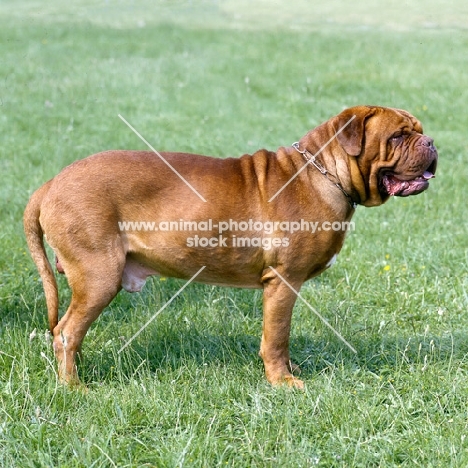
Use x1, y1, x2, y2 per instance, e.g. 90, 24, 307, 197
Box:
260, 268, 304, 389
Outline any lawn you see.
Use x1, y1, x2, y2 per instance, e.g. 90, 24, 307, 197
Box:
1, 0, 468, 466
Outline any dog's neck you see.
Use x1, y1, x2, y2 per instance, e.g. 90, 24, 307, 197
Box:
292, 142, 360, 210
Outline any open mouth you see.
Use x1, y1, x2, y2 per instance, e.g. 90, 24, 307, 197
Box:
381, 169, 436, 197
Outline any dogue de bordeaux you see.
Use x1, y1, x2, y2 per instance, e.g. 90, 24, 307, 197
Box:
24, 105, 438, 388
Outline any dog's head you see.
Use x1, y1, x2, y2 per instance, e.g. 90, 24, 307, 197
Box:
333, 105, 438, 207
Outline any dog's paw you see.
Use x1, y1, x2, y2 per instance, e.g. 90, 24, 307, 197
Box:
269, 374, 305, 390
282, 375, 305, 390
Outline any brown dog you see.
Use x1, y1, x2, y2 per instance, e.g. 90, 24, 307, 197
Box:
24, 106, 437, 388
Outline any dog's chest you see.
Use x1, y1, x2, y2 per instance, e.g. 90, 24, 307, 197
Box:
325, 253, 338, 269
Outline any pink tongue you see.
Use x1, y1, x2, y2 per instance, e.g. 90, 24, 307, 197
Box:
423, 171, 434, 179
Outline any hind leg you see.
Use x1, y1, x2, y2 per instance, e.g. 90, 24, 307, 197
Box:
52, 254, 124, 384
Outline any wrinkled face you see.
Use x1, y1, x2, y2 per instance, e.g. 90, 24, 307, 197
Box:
334, 106, 438, 207
379, 125, 437, 198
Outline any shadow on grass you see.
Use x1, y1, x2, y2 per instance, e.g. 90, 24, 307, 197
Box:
16, 279, 468, 384
78, 323, 468, 385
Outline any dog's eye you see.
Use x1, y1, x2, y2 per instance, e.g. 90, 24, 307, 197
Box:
390, 133, 403, 142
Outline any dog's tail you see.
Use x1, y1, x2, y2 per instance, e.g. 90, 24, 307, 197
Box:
23, 181, 59, 332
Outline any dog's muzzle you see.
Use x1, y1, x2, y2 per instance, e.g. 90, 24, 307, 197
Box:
381, 135, 438, 197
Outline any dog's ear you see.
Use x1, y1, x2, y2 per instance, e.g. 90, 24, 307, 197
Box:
335, 106, 377, 156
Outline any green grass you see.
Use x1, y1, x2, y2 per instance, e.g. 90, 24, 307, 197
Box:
1, 0, 468, 466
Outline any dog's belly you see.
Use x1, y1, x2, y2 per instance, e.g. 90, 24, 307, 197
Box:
121, 256, 264, 290
122, 232, 266, 290
121, 255, 264, 291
